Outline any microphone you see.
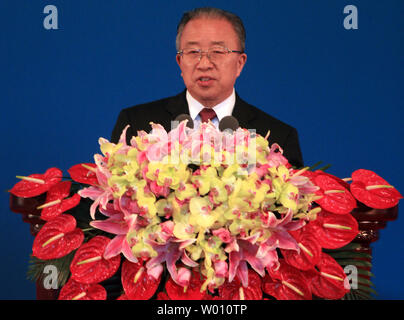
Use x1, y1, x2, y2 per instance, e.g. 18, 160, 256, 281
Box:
219, 116, 239, 132
174, 114, 194, 129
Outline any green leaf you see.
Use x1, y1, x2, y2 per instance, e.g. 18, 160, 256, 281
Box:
328, 251, 372, 260
334, 259, 372, 268
27, 251, 75, 288
308, 161, 323, 171
317, 164, 332, 171
325, 243, 363, 251
357, 269, 375, 278
344, 290, 373, 300
355, 284, 378, 295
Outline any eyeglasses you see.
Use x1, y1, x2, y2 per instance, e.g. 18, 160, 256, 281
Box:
177, 46, 244, 64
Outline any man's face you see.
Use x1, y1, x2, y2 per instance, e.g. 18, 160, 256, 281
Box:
176, 18, 247, 107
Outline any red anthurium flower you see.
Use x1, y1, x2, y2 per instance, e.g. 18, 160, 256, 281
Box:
39, 181, 81, 221
314, 170, 351, 190
165, 269, 208, 300
121, 260, 161, 300
58, 278, 106, 300
281, 228, 322, 271
263, 261, 311, 300
314, 174, 357, 214
304, 252, 349, 300
10, 167, 63, 198
219, 269, 262, 300
350, 169, 403, 209
156, 292, 171, 300
306, 209, 359, 249
70, 236, 121, 284
32, 214, 84, 260
67, 163, 98, 186
167, 267, 208, 300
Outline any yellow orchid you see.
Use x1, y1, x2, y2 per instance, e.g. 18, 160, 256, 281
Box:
268, 165, 290, 182
189, 197, 217, 229
155, 194, 181, 218
175, 181, 197, 201
145, 161, 161, 181
156, 162, 190, 190
108, 174, 130, 198
209, 178, 228, 204
191, 166, 218, 195
135, 188, 157, 217
127, 227, 158, 258
185, 243, 203, 261
99, 139, 123, 158
272, 178, 299, 211
173, 220, 196, 240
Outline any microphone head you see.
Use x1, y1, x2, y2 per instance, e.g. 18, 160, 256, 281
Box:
219, 116, 239, 132
174, 114, 194, 129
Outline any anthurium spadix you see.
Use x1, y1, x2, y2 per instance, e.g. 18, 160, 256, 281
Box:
11, 167, 63, 198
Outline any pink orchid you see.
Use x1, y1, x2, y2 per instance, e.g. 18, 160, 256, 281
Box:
258, 210, 306, 256
130, 130, 148, 148
267, 144, 289, 167
101, 125, 132, 154
146, 121, 190, 162
78, 152, 115, 219
117, 195, 141, 216
167, 120, 189, 146
146, 123, 169, 162
289, 173, 320, 195
78, 186, 113, 220
117, 125, 131, 147
254, 163, 271, 179
88, 194, 144, 263
90, 213, 138, 263
98, 202, 122, 217
149, 181, 170, 198
145, 221, 196, 287
212, 228, 232, 243
227, 238, 279, 287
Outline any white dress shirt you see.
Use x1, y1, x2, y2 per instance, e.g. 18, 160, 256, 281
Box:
186, 89, 236, 129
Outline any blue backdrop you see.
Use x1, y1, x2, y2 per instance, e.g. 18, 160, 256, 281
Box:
1, 0, 403, 299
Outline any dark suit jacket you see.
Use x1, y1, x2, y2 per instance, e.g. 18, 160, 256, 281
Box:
111, 91, 304, 168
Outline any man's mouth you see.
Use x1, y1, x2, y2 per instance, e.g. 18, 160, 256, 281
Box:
197, 77, 215, 86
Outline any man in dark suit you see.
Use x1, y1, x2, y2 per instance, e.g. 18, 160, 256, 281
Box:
111, 7, 303, 168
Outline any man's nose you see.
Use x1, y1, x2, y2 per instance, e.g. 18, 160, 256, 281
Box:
197, 52, 214, 68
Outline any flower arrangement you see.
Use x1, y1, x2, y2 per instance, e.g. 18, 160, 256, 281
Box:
10, 121, 402, 300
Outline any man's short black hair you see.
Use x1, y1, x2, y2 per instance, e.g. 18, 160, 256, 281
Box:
176, 7, 246, 52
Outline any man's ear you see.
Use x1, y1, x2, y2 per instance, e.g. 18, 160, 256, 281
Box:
176, 55, 183, 77
236, 53, 247, 77
176, 54, 181, 67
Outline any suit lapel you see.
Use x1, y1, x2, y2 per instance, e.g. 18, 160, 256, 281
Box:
165, 90, 189, 117
232, 92, 256, 129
